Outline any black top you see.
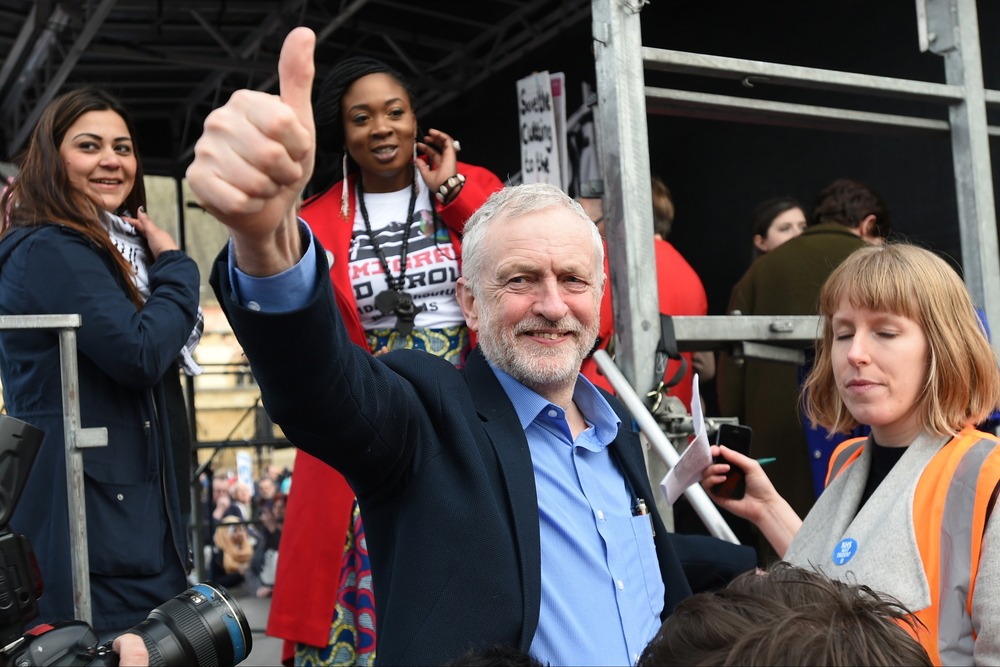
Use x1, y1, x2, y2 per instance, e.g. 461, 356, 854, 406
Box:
859, 441, 908, 510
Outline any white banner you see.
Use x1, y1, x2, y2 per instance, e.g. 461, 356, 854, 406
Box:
236, 450, 254, 490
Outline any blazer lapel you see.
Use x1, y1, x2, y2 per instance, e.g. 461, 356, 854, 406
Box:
602, 391, 665, 537
463, 348, 541, 649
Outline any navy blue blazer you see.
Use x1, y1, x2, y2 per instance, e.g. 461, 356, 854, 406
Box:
211, 241, 749, 664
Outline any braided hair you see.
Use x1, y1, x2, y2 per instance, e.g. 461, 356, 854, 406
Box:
315, 56, 419, 170
312, 55, 446, 238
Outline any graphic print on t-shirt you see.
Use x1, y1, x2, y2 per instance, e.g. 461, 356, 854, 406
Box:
348, 183, 463, 331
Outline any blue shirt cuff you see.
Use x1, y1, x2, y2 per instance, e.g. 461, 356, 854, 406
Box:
228, 219, 318, 313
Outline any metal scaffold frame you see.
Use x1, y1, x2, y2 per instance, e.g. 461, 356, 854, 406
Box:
592, 0, 1000, 395
0, 314, 105, 626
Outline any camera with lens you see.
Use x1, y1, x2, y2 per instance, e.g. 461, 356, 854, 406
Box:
0, 415, 253, 666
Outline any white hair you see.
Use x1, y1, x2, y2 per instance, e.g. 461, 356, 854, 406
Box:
460, 182, 604, 297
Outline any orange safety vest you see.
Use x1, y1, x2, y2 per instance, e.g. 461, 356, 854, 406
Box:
825, 427, 1000, 665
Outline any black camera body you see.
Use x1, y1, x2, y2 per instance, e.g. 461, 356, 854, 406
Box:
0, 414, 44, 653
8, 620, 115, 666
0, 415, 252, 666
0, 531, 43, 650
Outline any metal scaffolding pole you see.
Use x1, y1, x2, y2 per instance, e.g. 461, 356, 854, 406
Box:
932, 0, 1000, 347
591, 0, 660, 395
594, 0, 1000, 365
0, 314, 106, 626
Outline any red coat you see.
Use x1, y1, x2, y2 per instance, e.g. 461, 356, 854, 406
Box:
267, 162, 502, 658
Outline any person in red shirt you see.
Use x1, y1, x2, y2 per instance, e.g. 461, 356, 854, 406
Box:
578, 177, 714, 530
579, 176, 713, 412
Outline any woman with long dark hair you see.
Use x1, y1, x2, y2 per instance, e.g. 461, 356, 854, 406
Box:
0, 87, 199, 634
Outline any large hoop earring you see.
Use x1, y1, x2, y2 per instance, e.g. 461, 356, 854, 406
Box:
412, 135, 419, 196
341, 150, 350, 219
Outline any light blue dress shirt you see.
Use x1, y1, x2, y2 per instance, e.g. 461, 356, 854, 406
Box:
493, 367, 664, 667
227, 224, 318, 313
231, 224, 665, 666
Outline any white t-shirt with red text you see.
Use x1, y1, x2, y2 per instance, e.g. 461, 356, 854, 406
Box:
347, 178, 464, 331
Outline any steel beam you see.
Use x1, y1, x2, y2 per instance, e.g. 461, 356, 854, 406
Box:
666, 315, 822, 351
592, 0, 660, 395
646, 87, 953, 134
936, 0, 1000, 354
10, 0, 118, 153
0, 314, 106, 625
643, 46, 965, 104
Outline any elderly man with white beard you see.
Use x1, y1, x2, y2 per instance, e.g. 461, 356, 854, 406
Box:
187, 27, 752, 667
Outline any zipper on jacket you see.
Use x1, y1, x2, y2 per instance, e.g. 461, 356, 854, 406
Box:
148, 388, 187, 571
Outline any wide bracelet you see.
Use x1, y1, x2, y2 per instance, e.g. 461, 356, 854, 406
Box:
436, 173, 466, 204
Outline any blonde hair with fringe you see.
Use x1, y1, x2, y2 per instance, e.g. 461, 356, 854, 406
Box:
802, 243, 1000, 437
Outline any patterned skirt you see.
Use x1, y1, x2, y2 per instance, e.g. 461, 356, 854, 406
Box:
365, 323, 470, 366
294, 500, 375, 666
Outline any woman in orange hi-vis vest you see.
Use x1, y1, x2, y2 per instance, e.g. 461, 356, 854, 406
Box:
702, 244, 1000, 666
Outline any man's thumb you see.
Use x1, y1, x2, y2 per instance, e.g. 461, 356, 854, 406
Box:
278, 27, 316, 134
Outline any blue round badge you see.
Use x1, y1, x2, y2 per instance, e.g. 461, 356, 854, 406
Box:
832, 538, 858, 565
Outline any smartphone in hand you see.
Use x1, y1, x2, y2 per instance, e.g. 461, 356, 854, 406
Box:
712, 423, 753, 499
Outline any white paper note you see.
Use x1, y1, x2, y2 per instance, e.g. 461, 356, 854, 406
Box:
660, 373, 712, 505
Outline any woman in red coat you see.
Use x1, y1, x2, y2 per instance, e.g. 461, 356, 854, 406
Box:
266, 55, 502, 666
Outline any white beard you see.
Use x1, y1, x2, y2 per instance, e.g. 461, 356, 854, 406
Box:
477, 308, 598, 392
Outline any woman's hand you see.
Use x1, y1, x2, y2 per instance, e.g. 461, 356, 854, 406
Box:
702, 444, 803, 557
125, 207, 178, 260
701, 444, 779, 522
415, 127, 460, 192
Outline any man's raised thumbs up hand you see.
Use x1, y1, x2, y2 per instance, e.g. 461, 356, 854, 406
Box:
186, 27, 316, 276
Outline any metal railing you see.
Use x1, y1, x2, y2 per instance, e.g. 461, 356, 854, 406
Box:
0, 314, 105, 626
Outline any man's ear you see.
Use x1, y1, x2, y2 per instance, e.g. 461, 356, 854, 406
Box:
457, 278, 480, 331
858, 214, 880, 242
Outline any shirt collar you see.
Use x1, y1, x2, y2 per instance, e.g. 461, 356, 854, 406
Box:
488, 362, 621, 445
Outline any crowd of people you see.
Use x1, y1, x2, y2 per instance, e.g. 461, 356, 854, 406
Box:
206, 466, 288, 598
1, 23, 998, 667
